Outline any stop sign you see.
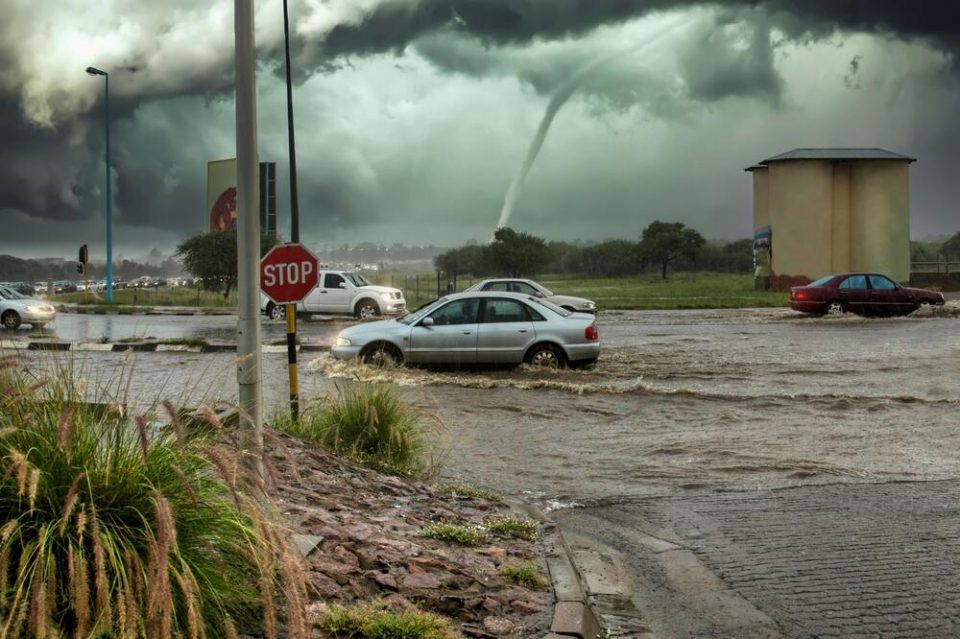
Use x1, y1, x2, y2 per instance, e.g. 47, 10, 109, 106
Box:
260, 243, 320, 304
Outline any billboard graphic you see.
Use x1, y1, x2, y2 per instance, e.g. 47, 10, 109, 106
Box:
207, 159, 238, 232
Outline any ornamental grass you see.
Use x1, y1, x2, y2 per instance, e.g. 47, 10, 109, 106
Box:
0, 355, 307, 638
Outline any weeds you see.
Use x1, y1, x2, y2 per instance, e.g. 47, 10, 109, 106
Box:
418, 522, 488, 546
485, 516, 539, 542
315, 600, 458, 639
433, 481, 503, 503
0, 356, 308, 638
498, 562, 547, 589
274, 384, 444, 479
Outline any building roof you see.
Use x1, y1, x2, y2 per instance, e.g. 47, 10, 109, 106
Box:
761, 147, 916, 164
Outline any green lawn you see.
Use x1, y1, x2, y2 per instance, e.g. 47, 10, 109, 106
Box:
54, 287, 237, 307
382, 272, 788, 311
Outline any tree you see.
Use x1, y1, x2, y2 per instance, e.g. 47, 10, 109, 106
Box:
434, 245, 484, 277
637, 221, 706, 280
487, 227, 551, 277
176, 229, 277, 299
940, 232, 960, 261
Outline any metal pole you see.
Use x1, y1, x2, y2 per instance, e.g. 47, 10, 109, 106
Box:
104, 73, 113, 303
283, 0, 301, 420
235, 0, 263, 476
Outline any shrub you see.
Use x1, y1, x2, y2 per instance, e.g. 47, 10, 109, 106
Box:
499, 562, 547, 589
484, 516, 539, 541
0, 357, 307, 638
418, 522, 488, 546
316, 600, 458, 639
275, 384, 443, 478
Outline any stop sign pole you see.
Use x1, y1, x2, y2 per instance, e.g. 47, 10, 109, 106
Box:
260, 243, 319, 420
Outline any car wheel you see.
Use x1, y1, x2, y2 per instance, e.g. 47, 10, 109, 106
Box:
825, 300, 845, 317
355, 300, 380, 320
361, 342, 402, 367
525, 343, 566, 369
266, 303, 285, 320
2, 311, 21, 330
917, 299, 932, 310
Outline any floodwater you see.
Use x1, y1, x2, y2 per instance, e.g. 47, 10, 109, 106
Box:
6, 305, 960, 508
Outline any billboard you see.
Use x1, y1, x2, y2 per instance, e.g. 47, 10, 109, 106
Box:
206, 159, 277, 237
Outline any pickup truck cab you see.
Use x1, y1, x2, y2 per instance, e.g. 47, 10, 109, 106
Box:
261, 270, 406, 320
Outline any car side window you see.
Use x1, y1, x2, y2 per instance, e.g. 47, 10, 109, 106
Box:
482, 299, 529, 323
839, 275, 867, 289
868, 275, 897, 291
324, 273, 345, 289
485, 282, 510, 292
428, 299, 479, 325
514, 282, 540, 295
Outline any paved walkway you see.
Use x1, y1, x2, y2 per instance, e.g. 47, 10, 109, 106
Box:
556, 480, 960, 638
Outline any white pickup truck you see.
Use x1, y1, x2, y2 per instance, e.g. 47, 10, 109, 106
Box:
261, 270, 406, 320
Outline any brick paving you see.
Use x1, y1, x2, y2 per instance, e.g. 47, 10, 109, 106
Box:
615, 480, 960, 638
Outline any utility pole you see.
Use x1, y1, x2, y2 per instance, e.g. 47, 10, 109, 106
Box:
283, 0, 302, 420
235, 0, 263, 476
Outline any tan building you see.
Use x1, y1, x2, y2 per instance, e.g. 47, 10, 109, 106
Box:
746, 148, 915, 286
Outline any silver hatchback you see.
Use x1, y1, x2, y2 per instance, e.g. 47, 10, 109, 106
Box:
331, 292, 600, 368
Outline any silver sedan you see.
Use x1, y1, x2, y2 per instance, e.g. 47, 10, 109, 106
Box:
463, 278, 597, 314
331, 292, 600, 368
0, 285, 56, 329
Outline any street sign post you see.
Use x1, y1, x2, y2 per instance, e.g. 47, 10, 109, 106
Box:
260, 243, 319, 419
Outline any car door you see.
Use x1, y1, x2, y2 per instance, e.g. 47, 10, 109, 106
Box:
867, 275, 900, 316
837, 275, 869, 313
476, 298, 537, 364
317, 272, 352, 313
408, 298, 480, 364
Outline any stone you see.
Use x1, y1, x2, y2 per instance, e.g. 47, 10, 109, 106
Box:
365, 570, 398, 590
482, 597, 501, 612
482, 616, 515, 635
509, 599, 544, 614
333, 545, 360, 568
291, 534, 325, 558
309, 571, 341, 599
403, 572, 442, 589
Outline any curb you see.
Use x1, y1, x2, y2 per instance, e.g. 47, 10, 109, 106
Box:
519, 504, 605, 639
1, 341, 332, 354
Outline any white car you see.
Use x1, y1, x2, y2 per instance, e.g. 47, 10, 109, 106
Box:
262, 270, 406, 320
0, 285, 56, 329
332, 291, 600, 368
464, 279, 597, 314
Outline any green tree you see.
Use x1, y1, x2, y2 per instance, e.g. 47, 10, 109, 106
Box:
434, 245, 485, 277
176, 229, 277, 299
487, 227, 551, 277
638, 221, 706, 280
940, 232, 960, 260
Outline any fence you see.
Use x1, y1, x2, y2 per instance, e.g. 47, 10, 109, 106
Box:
910, 259, 960, 274
373, 273, 479, 310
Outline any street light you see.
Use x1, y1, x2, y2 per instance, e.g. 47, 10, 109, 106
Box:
85, 66, 113, 302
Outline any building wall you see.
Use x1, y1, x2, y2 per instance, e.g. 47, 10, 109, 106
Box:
767, 160, 834, 279
752, 158, 911, 285
850, 161, 911, 281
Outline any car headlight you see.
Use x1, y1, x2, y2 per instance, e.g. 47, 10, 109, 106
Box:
584, 302, 596, 309
24, 305, 40, 312
335, 337, 352, 346
380, 293, 393, 301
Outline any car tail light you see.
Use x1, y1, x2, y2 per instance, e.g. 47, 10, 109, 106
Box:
585, 324, 599, 341
795, 291, 807, 300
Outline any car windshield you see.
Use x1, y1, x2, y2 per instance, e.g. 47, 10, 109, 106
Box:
807, 275, 835, 288
531, 297, 571, 317
0, 286, 26, 300
344, 272, 370, 287
399, 297, 448, 325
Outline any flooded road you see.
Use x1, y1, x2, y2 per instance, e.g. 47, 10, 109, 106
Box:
5, 307, 959, 506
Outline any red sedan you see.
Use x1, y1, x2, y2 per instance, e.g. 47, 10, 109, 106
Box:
789, 273, 945, 316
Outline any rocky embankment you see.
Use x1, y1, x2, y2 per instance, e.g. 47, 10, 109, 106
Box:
264, 429, 553, 638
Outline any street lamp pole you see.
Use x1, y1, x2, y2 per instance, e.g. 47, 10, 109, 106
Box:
85, 66, 112, 302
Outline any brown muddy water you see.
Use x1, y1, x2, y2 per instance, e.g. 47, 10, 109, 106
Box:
7, 306, 960, 507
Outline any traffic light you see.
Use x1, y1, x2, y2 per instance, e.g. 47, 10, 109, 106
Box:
77, 244, 88, 275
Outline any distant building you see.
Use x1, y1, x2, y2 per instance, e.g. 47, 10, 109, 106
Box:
206, 158, 277, 238
746, 148, 915, 286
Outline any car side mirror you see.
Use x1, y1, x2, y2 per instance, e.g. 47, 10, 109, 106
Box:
421, 317, 434, 327
534, 292, 544, 298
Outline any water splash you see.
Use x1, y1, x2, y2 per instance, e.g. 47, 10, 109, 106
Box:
495, 18, 686, 231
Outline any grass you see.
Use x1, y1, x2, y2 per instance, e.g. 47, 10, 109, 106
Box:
0, 355, 309, 638
273, 385, 444, 479
381, 271, 788, 311
418, 523, 488, 546
54, 287, 237, 308
433, 481, 503, 503
498, 562, 547, 589
484, 516, 539, 542
315, 600, 458, 639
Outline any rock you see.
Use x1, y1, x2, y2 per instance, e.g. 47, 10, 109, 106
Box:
403, 572, 442, 589
482, 597, 501, 612
509, 599, 544, 614
290, 534, 325, 558
354, 545, 380, 570
308, 571, 341, 599
482, 616, 515, 635
365, 570, 398, 590
477, 547, 507, 565
333, 545, 360, 568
